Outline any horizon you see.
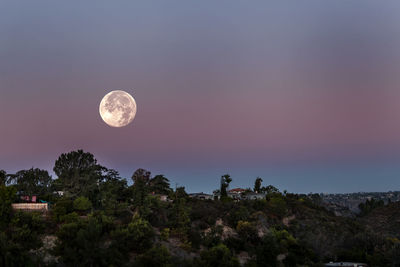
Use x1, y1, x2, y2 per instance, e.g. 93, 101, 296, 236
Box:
3, 149, 400, 195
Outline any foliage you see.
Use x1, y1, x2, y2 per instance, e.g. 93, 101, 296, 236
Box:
253, 177, 263, 193
73, 196, 92, 212
4, 151, 400, 266
174, 186, 188, 199
0, 170, 7, 185
99, 177, 130, 216
197, 244, 240, 267
236, 220, 258, 244
227, 205, 250, 227
160, 227, 170, 241
53, 150, 119, 206
106, 215, 155, 259
170, 198, 191, 238
220, 174, 232, 199
203, 225, 223, 248
134, 245, 172, 267
0, 185, 16, 227
0, 211, 45, 266
52, 197, 74, 222
358, 198, 385, 216
131, 168, 151, 208
105, 214, 154, 257
261, 185, 280, 194
8, 168, 52, 197
54, 212, 115, 266
149, 175, 172, 195
269, 195, 287, 217
190, 199, 218, 228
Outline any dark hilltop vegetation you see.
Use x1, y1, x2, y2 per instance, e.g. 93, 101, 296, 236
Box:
1, 150, 400, 266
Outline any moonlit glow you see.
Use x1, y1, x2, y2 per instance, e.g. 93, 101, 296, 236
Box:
99, 90, 137, 127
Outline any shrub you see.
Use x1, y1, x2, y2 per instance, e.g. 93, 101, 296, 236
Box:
269, 196, 287, 217
227, 205, 250, 228
198, 244, 240, 267
134, 245, 172, 267
160, 227, 170, 241
236, 220, 258, 244
127, 215, 155, 252
73, 196, 92, 212
52, 198, 74, 222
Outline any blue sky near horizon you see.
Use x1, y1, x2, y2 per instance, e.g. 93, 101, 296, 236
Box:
2, 1, 400, 194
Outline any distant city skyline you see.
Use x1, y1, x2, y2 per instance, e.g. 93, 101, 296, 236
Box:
2, 1, 400, 194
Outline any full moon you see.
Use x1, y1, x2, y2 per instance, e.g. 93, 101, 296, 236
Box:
99, 90, 137, 127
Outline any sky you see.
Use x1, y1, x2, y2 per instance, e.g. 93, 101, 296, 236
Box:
2, 1, 400, 194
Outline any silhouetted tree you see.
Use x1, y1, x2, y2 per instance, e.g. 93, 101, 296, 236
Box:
53, 150, 103, 198
0, 170, 7, 185
99, 177, 129, 215
261, 185, 279, 195
53, 150, 119, 207
220, 174, 232, 198
254, 177, 263, 193
149, 175, 171, 195
131, 168, 151, 207
8, 168, 52, 197
174, 186, 188, 200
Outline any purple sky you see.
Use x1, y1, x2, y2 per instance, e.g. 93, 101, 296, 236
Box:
2, 1, 400, 193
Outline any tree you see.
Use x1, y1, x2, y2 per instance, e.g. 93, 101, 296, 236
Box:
227, 205, 249, 228
254, 234, 280, 266
0, 170, 7, 185
109, 215, 155, 262
0, 185, 16, 228
99, 178, 129, 216
0, 210, 45, 266
134, 245, 172, 267
198, 244, 240, 267
269, 196, 287, 217
52, 197, 74, 222
53, 150, 115, 204
174, 186, 188, 200
358, 198, 385, 216
170, 198, 190, 237
8, 168, 52, 197
254, 177, 263, 193
131, 168, 151, 207
220, 174, 232, 198
261, 185, 280, 195
54, 212, 115, 266
73, 196, 92, 212
127, 214, 154, 252
236, 220, 258, 244
53, 150, 101, 197
149, 175, 171, 195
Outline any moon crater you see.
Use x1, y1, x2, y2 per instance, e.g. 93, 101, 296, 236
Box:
99, 90, 137, 127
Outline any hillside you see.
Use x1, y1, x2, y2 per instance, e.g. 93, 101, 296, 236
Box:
362, 201, 400, 239
3, 189, 400, 266
1, 151, 400, 266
